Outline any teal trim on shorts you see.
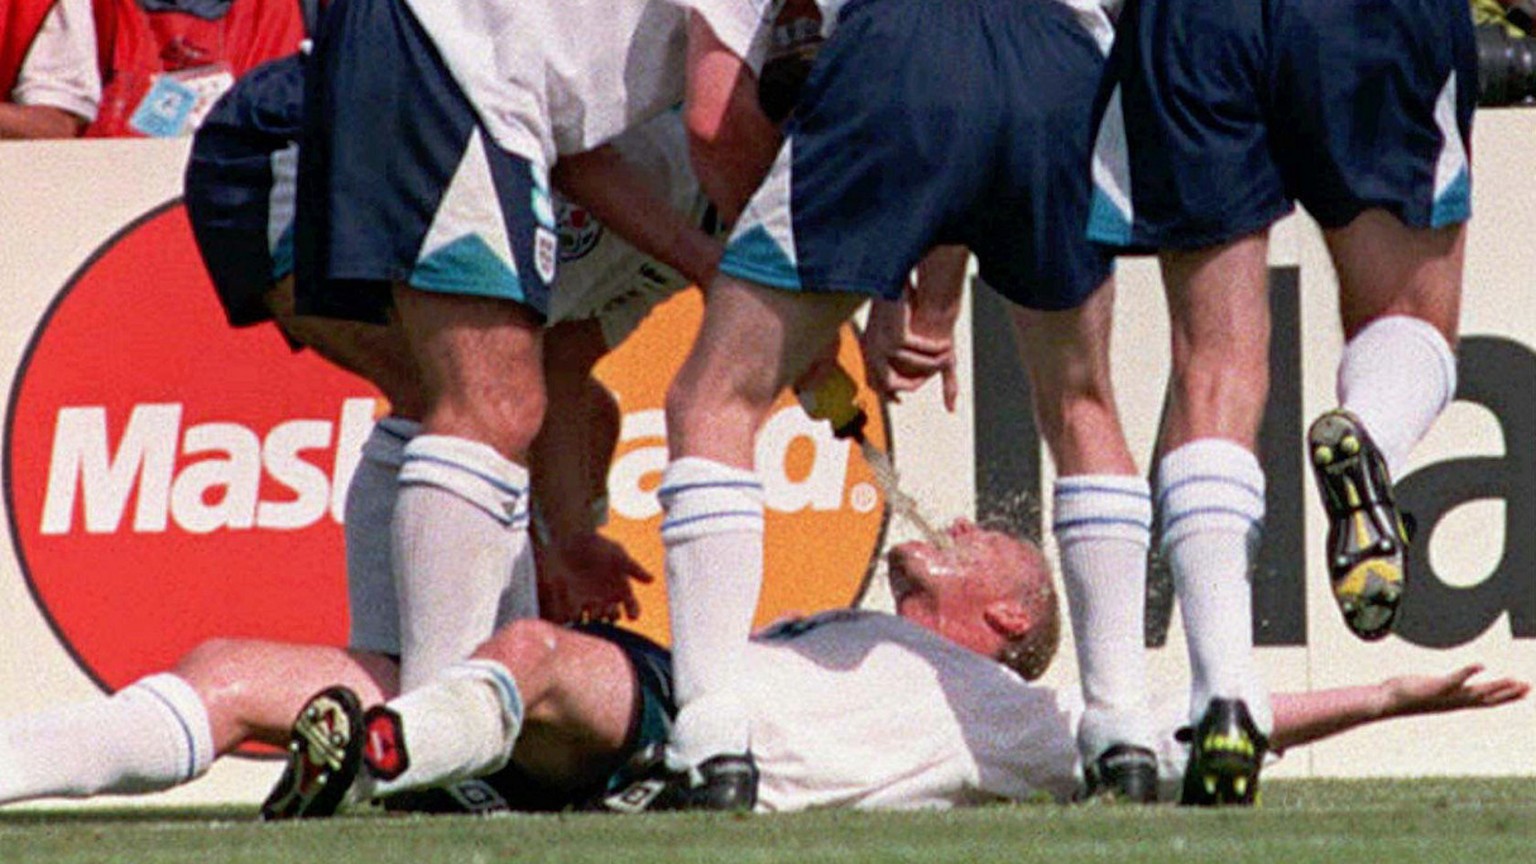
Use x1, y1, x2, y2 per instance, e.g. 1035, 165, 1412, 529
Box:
412, 234, 525, 301
1086, 187, 1133, 246
271, 223, 295, 281
720, 224, 803, 290
1431, 167, 1471, 228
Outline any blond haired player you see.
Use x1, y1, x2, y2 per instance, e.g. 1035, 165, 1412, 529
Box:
263, 521, 1523, 815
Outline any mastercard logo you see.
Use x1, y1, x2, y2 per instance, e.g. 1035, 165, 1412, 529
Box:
5, 201, 890, 692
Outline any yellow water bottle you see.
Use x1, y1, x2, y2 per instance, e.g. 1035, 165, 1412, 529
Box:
795, 361, 868, 441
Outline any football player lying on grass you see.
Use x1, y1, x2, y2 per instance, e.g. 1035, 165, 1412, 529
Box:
0, 522, 1519, 812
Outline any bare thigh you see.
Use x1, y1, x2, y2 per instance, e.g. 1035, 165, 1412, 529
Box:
392, 285, 548, 462
475, 620, 642, 794
667, 275, 865, 465
263, 276, 425, 418
1157, 231, 1273, 451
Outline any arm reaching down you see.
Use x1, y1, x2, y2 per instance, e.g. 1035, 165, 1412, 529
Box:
531, 319, 654, 624
552, 144, 722, 288
683, 10, 782, 226
860, 246, 969, 411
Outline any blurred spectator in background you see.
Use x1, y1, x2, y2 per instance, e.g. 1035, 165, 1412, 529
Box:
87, 0, 309, 137
1, 0, 101, 138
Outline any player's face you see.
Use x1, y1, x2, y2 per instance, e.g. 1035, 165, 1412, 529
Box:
888, 521, 1021, 598
887, 521, 1036, 652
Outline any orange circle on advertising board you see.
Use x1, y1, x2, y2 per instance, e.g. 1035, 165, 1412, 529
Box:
5, 202, 890, 697
594, 290, 890, 646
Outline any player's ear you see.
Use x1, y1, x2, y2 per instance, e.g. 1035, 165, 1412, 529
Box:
983, 600, 1031, 640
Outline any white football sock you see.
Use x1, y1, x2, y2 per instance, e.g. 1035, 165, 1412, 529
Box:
498, 536, 540, 631
0, 674, 213, 804
660, 457, 764, 768
360, 660, 524, 799
395, 435, 533, 692
1159, 440, 1272, 735
1054, 475, 1155, 759
1336, 315, 1457, 478
345, 416, 418, 654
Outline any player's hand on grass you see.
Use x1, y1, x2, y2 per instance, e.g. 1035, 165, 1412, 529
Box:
1382, 664, 1531, 718
538, 531, 655, 624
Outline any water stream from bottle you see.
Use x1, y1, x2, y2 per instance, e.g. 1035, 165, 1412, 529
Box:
856, 436, 951, 549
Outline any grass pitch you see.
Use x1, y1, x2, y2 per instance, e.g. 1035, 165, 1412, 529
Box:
3, 779, 1533, 864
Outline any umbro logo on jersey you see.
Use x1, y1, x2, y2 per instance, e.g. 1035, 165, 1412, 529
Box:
535, 228, 558, 285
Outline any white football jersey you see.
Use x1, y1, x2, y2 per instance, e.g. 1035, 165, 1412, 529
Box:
402, 0, 688, 168
741, 610, 1079, 811
740, 610, 1198, 811
548, 110, 708, 348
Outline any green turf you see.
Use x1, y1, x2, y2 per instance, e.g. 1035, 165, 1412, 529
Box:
3, 779, 1534, 864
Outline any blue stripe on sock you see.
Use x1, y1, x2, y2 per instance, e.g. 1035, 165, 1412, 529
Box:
661, 510, 765, 533
658, 480, 763, 498
479, 663, 524, 728
397, 478, 520, 527
1056, 485, 1150, 501
1052, 516, 1152, 533
376, 424, 413, 444
404, 453, 527, 499
1158, 474, 1263, 504
1163, 507, 1262, 532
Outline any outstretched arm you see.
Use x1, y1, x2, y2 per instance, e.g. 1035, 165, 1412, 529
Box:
1269, 665, 1529, 752
532, 319, 654, 624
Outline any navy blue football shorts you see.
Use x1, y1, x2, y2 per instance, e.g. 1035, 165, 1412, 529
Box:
720, 0, 1114, 311
1088, 0, 1477, 251
294, 0, 555, 325
184, 53, 304, 331
379, 623, 676, 814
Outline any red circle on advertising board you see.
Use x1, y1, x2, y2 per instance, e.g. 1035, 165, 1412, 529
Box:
6, 202, 376, 693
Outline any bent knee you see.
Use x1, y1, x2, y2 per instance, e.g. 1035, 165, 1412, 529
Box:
477, 619, 563, 667
173, 638, 265, 693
